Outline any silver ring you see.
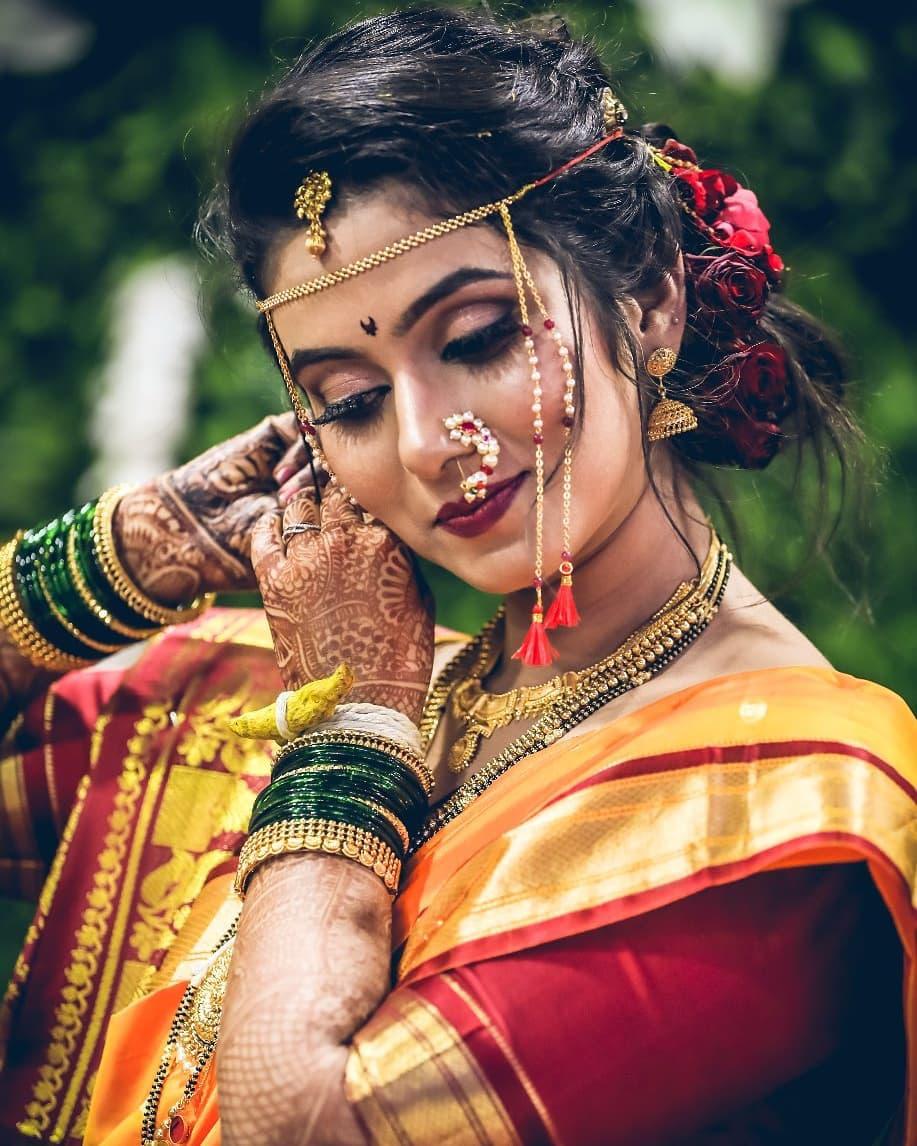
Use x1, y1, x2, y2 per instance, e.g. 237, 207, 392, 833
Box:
282, 523, 321, 542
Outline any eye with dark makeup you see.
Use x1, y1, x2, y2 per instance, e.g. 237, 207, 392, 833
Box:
312, 308, 519, 429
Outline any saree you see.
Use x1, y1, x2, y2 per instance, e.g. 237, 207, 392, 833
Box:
0, 608, 914, 1143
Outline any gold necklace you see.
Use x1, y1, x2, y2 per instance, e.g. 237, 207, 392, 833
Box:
443, 542, 718, 775
413, 531, 731, 852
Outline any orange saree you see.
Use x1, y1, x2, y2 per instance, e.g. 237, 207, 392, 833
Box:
1, 609, 914, 1144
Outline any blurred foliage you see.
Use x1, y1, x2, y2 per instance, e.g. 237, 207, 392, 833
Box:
0, 0, 914, 705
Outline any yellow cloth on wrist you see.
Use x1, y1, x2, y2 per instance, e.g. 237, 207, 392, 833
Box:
228, 662, 354, 741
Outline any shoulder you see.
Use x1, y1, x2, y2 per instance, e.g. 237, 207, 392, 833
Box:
705, 565, 832, 674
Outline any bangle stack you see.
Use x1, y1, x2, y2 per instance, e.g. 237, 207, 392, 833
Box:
235, 728, 431, 897
0, 488, 214, 671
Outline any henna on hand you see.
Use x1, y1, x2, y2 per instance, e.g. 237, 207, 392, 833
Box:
219, 853, 386, 1146
113, 414, 310, 603
251, 486, 434, 722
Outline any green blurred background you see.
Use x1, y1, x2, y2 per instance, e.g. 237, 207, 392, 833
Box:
1, 0, 915, 973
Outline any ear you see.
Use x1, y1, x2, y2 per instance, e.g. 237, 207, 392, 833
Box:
619, 253, 687, 361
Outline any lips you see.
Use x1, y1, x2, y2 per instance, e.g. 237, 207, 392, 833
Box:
434, 471, 527, 538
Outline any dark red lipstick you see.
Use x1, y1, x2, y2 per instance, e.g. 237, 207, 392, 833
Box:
434, 472, 527, 538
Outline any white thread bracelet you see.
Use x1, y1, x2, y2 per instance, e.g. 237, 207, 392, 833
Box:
274, 691, 294, 742
315, 702, 423, 756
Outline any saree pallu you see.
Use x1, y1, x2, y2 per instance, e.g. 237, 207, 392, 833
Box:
0, 609, 283, 1144
82, 653, 917, 1144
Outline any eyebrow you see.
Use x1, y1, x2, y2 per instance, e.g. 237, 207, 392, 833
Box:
287, 265, 513, 377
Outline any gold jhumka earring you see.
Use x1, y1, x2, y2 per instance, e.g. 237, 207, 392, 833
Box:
646, 347, 698, 442
257, 119, 638, 665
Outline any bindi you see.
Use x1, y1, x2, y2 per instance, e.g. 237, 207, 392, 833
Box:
359, 316, 378, 337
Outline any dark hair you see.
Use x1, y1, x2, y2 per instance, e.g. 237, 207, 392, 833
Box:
199, 5, 865, 579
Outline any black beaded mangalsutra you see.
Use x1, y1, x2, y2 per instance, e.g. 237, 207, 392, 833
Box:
140, 917, 239, 1145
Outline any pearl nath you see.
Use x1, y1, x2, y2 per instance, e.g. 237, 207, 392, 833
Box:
443, 411, 501, 503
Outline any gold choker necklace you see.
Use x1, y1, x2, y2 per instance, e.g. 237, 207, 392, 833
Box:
413, 530, 731, 852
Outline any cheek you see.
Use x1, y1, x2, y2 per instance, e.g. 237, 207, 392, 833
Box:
572, 373, 645, 524
318, 433, 399, 512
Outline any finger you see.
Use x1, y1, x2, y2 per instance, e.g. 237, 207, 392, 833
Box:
251, 504, 285, 574
281, 488, 322, 547
320, 483, 364, 531
278, 466, 319, 507
273, 437, 308, 487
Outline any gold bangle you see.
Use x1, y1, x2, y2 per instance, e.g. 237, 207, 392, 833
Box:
92, 486, 216, 627
0, 536, 92, 672
235, 817, 401, 897
274, 728, 433, 795
65, 527, 159, 640
34, 564, 125, 655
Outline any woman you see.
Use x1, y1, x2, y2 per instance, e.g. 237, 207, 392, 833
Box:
0, 7, 913, 1145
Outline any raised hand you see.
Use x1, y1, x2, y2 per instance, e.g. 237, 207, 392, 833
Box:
112, 413, 314, 603
250, 487, 434, 722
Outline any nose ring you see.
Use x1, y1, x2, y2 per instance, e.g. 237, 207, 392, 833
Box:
443, 411, 501, 503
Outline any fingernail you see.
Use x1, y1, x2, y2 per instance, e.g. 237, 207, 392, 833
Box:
274, 463, 296, 486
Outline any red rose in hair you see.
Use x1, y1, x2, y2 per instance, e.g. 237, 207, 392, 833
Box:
675, 168, 739, 219
712, 187, 771, 251
686, 251, 769, 338
735, 342, 790, 415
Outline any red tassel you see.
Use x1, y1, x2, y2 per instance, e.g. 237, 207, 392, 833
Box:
544, 577, 581, 629
511, 611, 557, 666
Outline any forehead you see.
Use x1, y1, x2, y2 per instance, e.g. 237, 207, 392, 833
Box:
266, 188, 513, 342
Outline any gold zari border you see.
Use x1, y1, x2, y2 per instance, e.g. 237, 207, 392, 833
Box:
399, 751, 917, 977
345, 990, 520, 1146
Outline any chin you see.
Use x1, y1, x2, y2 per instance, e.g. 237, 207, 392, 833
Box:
432, 549, 534, 597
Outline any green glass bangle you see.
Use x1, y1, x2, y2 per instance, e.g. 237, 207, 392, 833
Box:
12, 539, 98, 660
248, 786, 405, 846
268, 754, 426, 826
249, 796, 405, 858
250, 769, 412, 823
38, 515, 131, 649
272, 743, 427, 809
272, 746, 425, 805
254, 766, 426, 834
71, 508, 160, 632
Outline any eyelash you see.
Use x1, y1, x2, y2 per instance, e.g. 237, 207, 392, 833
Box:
312, 310, 519, 430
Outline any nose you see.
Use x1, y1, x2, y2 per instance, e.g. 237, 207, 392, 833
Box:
393, 375, 466, 484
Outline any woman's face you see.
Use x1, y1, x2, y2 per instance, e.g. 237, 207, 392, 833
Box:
267, 189, 654, 595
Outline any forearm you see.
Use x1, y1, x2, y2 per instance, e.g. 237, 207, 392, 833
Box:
218, 852, 392, 1146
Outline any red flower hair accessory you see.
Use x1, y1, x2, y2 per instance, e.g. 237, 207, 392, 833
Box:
658, 138, 785, 285
652, 137, 791, 467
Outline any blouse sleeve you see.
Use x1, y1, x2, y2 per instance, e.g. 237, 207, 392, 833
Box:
345, 862, 904, 1146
